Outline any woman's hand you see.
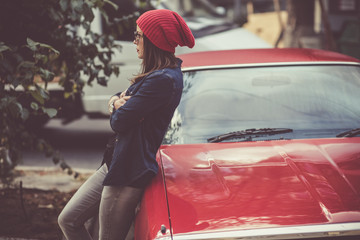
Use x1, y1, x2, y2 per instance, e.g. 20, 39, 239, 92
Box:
114, 96, 131, 110
119, 90, 127, 98
108, 95, 120, 114
108, 88, 129, 114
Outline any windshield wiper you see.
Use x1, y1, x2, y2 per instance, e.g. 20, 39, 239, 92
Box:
336, 128, 360, 137
207, 128, 293, 143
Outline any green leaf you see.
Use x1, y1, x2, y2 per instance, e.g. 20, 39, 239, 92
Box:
104, 0, 118, 10
71, 0, 83, 12
0, 96, 15, 108
64, 92, 73, 99
11, 77, 21, 89
53, 157, 60, 164
59, 0, 68, 11
60, 161, 69, 170
99, 37, 106, 48
26, 38, 60, 56
26, 38, 37, 51
18, 61, 35, 70
35, 85, 50, 100
24, 71, 34, 81
20, 108, 29, 121
49, 5, 63, 22
97, 76, 107, 86
30, 90, 45, 105
38, 43, 59, 56
43, 108, 57, 118
83, 3, 94, 22
8, 101, 23, 119
104, 65, 112, 76
30, 102, 39, 110
93, 0, 104, 8
34, 53, 48, 64
100, 9, 110, 24
113, 66, 120, 76
0, 42, 10, 53
39, 68, 55, 82
52, 151, 62, 164
81, 22, 91, 32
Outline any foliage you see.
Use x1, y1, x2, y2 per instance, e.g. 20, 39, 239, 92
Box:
0, 0, 125, 183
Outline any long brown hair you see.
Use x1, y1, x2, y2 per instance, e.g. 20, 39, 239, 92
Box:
132, 34, 178, 84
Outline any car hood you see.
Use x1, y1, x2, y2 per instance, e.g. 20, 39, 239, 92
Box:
158, 138, 360, 236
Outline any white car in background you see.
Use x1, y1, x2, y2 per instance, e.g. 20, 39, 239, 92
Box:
71, 0, 272, 120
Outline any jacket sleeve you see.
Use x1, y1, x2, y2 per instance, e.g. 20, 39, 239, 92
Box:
110, 71, 175, 133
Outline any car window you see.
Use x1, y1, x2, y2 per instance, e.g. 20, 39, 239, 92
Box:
163, 65, 360, 144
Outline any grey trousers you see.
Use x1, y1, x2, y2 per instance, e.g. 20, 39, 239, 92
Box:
58, 164, 143, 240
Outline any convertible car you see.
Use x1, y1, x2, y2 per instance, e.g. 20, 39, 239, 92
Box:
134, 48, 360, 240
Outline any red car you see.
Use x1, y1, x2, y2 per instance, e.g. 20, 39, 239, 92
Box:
134, 48, 360, 240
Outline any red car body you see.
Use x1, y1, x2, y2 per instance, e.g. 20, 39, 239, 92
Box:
134, 48, 360, 240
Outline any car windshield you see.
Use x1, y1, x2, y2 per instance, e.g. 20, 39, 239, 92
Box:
163, 64, 360, 144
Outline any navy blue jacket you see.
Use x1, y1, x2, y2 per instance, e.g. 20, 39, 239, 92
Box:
103, 60, 183, 187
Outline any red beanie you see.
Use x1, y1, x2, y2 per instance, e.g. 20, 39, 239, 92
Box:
136, 9, 195, 53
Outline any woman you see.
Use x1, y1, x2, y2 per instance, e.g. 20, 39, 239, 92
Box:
58, 9, 194, 240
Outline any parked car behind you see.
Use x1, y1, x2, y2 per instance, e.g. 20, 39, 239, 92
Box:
134, 48, 360, 239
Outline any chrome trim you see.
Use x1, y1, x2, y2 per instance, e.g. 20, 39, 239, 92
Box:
172, 223, 360, 240
181, 61, 360, 72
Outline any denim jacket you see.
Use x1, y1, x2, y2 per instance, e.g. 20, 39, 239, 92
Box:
103, 59, 183, 187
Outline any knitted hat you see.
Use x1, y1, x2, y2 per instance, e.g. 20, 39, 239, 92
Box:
136, 9, 195, 53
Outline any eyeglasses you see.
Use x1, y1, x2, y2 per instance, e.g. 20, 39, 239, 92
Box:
134, 31, 143, 42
